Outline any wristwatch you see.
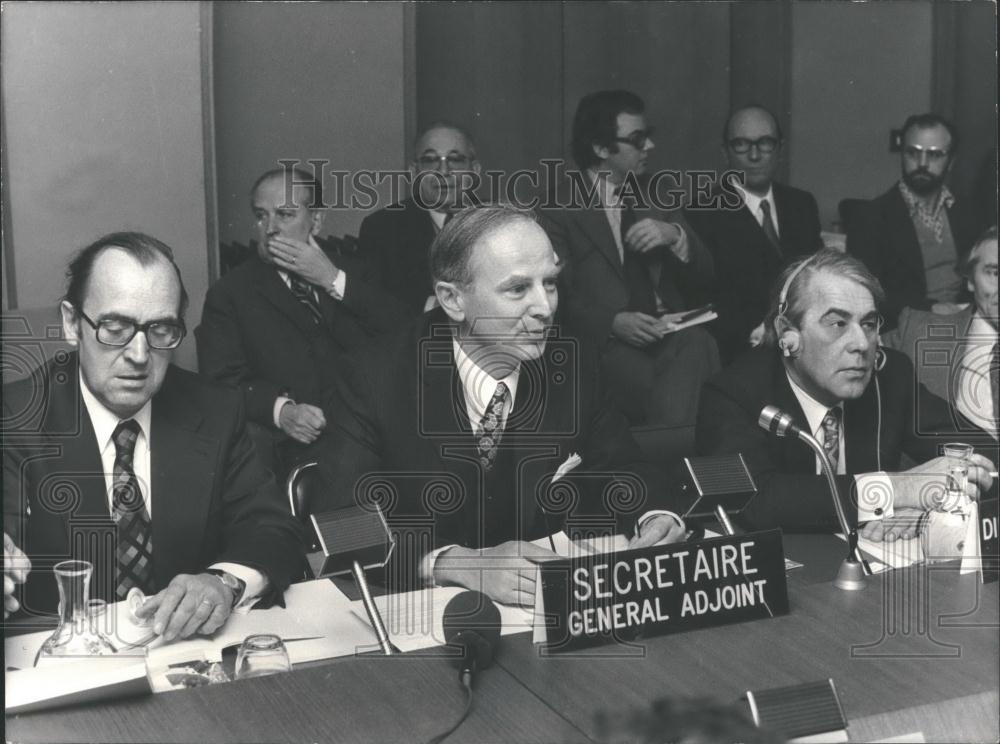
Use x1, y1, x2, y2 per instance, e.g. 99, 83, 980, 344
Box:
205, 569, 246, 608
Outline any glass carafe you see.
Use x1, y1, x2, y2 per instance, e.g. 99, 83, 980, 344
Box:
38, 560, 117, 659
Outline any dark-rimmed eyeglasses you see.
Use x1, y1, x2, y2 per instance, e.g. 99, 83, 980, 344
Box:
77, 309, 186, 350
414, 153, 475, 170
614, 128, 654, 150
727, 136, 779, 154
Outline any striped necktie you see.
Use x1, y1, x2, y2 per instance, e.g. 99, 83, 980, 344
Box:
289, 275, 323, 325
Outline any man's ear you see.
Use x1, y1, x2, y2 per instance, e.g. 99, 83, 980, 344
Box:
60, 301, 80, 347
592, 142, 610, 162
309, 209, 325, 237
435, 280, 465, 323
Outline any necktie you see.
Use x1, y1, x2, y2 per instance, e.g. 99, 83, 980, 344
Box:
289, 275, 323, 325
112, 419, 154, 600
476, 382, 509, 471
821, 407, 842, 474
617, 188, 662, 313
759, 200, 782, 257
991, 342, 999, 431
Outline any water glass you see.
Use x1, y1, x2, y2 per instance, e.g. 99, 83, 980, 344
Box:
942, 443, 973, 514
235, 634, 291, 680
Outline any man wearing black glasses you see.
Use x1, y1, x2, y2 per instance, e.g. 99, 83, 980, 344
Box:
685, 105, 822, 364
543, 90, 718, 428
3, 232, 303, 639
360, 122, 482, 315
847, 113, 978, 325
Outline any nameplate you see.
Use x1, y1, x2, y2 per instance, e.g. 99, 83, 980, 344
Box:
536, 529, 788, 652
980, 498, 998, 584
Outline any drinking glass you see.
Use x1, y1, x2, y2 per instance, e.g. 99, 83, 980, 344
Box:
234, 634, 291, 680
941, 443, 973, 514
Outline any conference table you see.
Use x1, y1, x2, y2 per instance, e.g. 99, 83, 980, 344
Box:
5, 534, 998, 743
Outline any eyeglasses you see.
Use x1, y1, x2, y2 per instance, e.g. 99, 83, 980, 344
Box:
727, 136, 780, 154
902, 145, 950, 163
77, 309, 186, 350
415, 153, 475, 170
614, 128, 654, 150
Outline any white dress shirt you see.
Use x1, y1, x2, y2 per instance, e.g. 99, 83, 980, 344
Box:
80, 375, 266, 602
732, 181, 779, 237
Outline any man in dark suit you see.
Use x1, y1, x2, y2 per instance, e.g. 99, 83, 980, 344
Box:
314, 205, 687, 607
685, 105, 823, 363
3, 232, 303, 641
542, 90, 719, 427
359, 123, 481, 315
697, 249, 994, 539
883, 226, 998, 439
847, 113, 978, 325
197, 168, 406, 477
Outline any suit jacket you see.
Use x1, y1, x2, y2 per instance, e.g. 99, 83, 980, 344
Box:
196, 249, 407, 429
2, 355, 304, 615
684, 182, 823, 362
846, 185, 977, 324
883, 305, 1000, 441
695, 347, 957, 533
540, 199, 714, 345
358, 199, 438, 316
312, 309, 677, 590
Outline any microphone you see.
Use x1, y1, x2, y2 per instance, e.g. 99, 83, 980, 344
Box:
757, 405, 871, 589
442, 591, 501, 687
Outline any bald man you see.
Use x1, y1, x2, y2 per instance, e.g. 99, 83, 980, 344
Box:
685, 105, 823, 363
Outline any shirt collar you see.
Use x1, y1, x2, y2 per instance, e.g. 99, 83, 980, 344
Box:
731, 179, 774, 215
968, 312, 999, 343
898, 180, 955, 219
785, 370, 842, 439
586, 169, 622, 209
79, 371, 152, 454
452, 338, 521, 423
277, 236, 322, 285
429, 209, 448, 230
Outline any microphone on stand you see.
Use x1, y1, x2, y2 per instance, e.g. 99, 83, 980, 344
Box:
758, 405, 871, 589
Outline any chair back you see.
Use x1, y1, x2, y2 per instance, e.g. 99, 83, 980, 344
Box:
286, 461, 323, 552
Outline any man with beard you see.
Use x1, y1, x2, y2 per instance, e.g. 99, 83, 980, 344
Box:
847, 114, 978, 326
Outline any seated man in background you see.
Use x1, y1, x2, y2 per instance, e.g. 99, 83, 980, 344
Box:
847, 113, 978, 325
197, 167, 406, 478
883, 226, 998, 440
684, 104, 823, 363
542, 90, 719, 427
696, 249, 995, 538
312, 205, 687, 607
359, 122, 481, 315
3, 232, 303, 640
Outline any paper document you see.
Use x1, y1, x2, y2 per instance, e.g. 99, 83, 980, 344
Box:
655, 310, 717, 336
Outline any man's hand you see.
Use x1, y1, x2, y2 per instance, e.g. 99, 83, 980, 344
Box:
278, 402, 327, 444
434, 541, 559, 608
747, 321, 766, 347
612, 311, 663, 347
267, 236, 339, 288
4, 532, 31, 619
628, 515, 687, 550
136, 573, 234, 642
624, 219, 689, 262
859, 508, 924, 542
891, 454, 996, 511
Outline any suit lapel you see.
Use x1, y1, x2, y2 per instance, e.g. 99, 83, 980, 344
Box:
149, 374, 219, 587
771, 363, 816, 472
580, 206, 624, 279
251, 259, 327, 339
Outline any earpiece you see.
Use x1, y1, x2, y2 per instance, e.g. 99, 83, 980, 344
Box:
874, 345, 887, 371
779, 330, 800, 357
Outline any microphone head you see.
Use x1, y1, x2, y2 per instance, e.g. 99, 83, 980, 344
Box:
758, 405, 795, 437
442, 591, 501, 672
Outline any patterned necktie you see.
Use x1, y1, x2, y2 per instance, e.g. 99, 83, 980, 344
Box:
288, 275, 323, 325
112, 419, 154, 600
759, 200, 782, 257
991, 342, 999, 431
476, 382, 510, 471
821, 407, 842, 474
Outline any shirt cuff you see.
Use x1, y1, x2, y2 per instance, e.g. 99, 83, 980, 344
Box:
326, 268, 346, 301
273, 396, 294, 428
209, 562, 268, 608
856, 472, 894, 522
420, 544, 459, 587
637, 510, 685, 537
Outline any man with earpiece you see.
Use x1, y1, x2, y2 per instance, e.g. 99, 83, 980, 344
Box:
695, 249, 995, 539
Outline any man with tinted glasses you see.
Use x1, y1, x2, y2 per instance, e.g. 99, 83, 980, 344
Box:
359, 122, 482, 315
685, 105, 822, 363
3, 232, 303, 639
542, 90, 718, 427
696, 249, 995, 540
847, 113, 978, 325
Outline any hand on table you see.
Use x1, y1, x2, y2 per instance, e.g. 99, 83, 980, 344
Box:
136, 573, 233, 642
612, 311, 663, 347
434, 541, 559, 608
267, 236, 339, 288
891, 454, 995, 511
628, 515, 687, 550
859, 508, 925, 542
4, 532, 31, 619
278, 402, 327, 444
